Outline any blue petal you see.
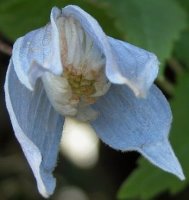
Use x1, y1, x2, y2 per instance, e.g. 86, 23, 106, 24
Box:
91, 84, 184, 180
107, 37, 159, 97
4, 60, 64, 197
61, 6, 119, 77
61, 5, 159, 97
12, 8, 63, 90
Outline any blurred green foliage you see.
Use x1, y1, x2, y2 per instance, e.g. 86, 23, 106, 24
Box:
0, 0, 189, 200
0, 0, 119, 40
175, 28, 189, 70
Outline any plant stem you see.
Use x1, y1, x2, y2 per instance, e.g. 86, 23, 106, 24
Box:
0, 40, 12, 56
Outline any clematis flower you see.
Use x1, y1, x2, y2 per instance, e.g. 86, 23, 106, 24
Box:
5, 5, 184, 198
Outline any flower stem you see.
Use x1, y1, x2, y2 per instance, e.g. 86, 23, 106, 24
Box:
0, 39, 12, 56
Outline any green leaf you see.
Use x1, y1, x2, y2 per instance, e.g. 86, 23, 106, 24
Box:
174, 0, 189, 69
0, 0, 119, 41
178, 0, 189, 12
99, 0, 187, 75
117, 74, 189, 200
174, 28, 189, 69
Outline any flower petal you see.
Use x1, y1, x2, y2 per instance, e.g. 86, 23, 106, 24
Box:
61, 5, 159, 97
12, 8, 63, 90
91, 84, 184, 180
108, 37, 159, 97
140, 139, 184, 180
5, 60, 64, 197
61, 6, 119, 78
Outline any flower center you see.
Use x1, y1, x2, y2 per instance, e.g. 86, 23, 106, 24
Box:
64, 66, 97, 105
42, 16, 110, 121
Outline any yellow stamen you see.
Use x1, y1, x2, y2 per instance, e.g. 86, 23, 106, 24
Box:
64, 67, 97, 104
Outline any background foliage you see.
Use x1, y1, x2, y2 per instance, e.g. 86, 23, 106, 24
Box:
0, 0, 189, 200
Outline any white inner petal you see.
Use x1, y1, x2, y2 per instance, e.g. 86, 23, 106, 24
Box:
42, 15, 110, 121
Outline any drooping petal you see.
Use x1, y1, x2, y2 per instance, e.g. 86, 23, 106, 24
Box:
12, 9, 63, 90
91, 84, 184, 180
61, 6, 120, 80
61, 5, 158, 97
108, 37, 159, 97
5, 60, 64, 197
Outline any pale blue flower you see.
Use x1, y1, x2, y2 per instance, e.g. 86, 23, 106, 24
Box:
5, 5, 184, 198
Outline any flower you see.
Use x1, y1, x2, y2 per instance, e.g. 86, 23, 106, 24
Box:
5, 5, 184, 198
